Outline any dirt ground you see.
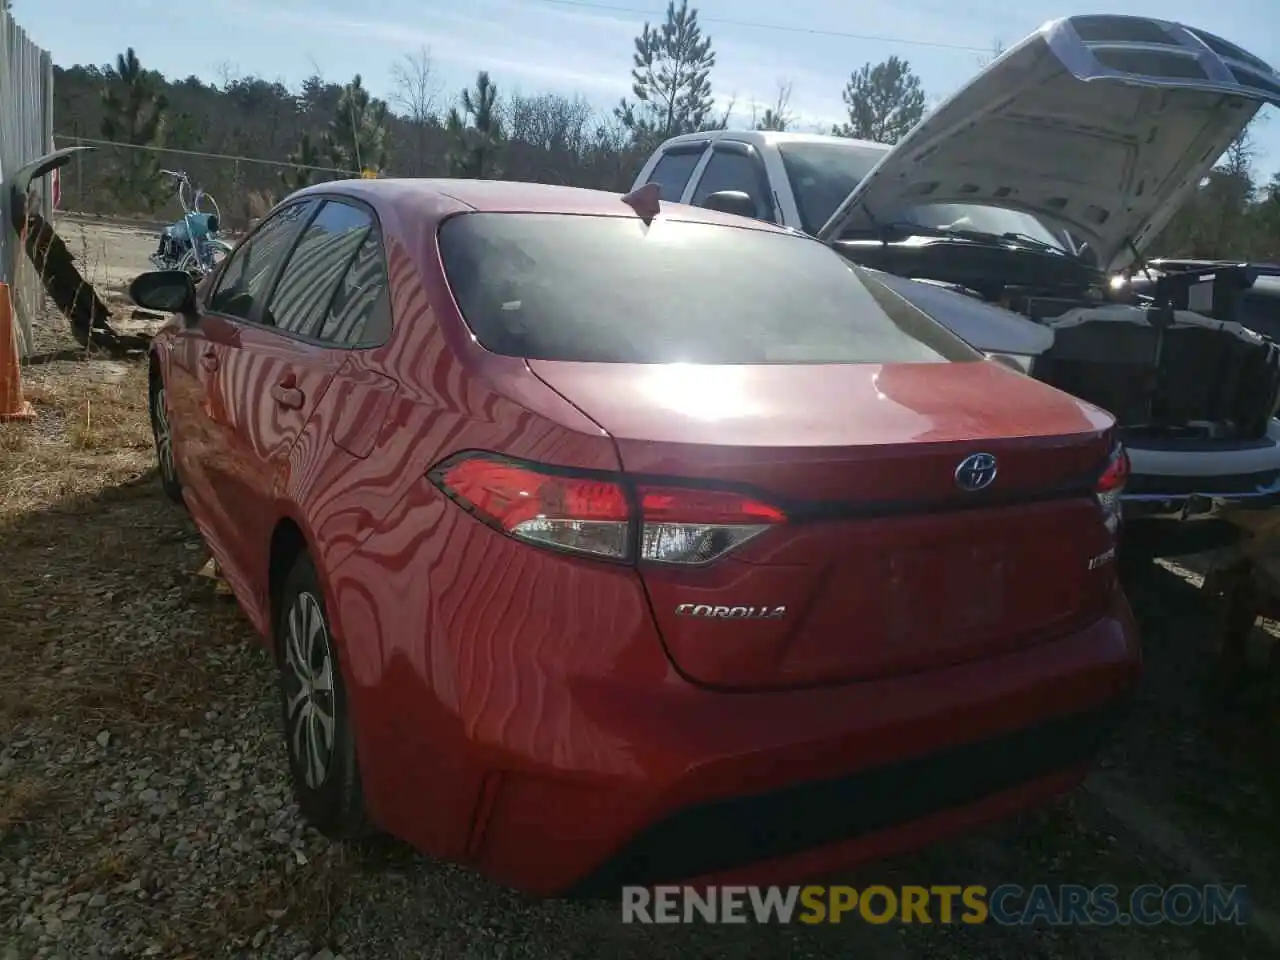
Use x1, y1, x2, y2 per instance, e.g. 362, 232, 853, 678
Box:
53, 214, 168, 298
2, 218, 1279, 959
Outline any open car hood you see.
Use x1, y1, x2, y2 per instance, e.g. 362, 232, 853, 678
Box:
816, 15, 1280, 273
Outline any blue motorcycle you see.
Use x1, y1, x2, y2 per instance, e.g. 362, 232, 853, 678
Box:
150, 169, 233, 277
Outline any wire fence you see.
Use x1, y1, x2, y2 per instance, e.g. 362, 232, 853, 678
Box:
1, 9, 55, 358
51, 135, 364, 228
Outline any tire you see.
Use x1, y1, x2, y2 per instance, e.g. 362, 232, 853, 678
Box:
149, 374, 183, 504
275, 553, 370, 839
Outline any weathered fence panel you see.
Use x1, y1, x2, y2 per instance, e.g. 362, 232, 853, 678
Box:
0, 10, 55, 358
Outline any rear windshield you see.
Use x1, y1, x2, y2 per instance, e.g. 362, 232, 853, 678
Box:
437, 213, 980, 365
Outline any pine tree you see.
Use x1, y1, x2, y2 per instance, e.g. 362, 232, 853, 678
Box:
100, 48, 169, 211
281, 134, 323, 192
446, 72, 503, 178
614, 0, 717, 148
833, 56, 926, 145
324, 75, 390, 175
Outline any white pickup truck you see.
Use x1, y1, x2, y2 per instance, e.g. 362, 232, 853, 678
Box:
630, 14, 1280, 556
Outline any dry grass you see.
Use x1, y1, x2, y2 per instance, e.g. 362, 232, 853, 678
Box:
0, 361, 260, 733
0, 364, 152, 513
0, 350, 358, 955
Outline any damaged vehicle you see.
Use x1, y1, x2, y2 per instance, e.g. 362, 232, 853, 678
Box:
631, 14, 1280, 554
1121, 258, 1280, 343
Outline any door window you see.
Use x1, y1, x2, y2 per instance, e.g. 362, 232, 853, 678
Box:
691, 148, 774, 220
207, 201, 315, 321
265, 200, 373, 335
645, 146, 706, 201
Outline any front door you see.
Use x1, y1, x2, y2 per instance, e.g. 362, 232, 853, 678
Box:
191, 198, 318, 590
200, 197, 378, 609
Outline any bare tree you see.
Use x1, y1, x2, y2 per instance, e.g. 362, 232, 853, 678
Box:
390, 46, 442, 175
709, 92, 737, 130
390, 46, 441, 123
506, 93, 593, 150
504, 92, 595, 182
1220, 123, 1257, 181
753, 79, 794, 131
213, 60, 242, 91
586, 113, 646, 190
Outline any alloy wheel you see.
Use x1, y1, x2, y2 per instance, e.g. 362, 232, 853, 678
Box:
281, 591, 338, 790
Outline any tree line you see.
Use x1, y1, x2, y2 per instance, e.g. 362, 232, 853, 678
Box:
49, 0, 1279, 260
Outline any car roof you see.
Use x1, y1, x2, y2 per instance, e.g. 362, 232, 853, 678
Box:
656, 129, 891, 154
287, 177, 803, 236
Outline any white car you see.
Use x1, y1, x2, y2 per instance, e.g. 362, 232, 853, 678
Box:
632, 14, 1280, 555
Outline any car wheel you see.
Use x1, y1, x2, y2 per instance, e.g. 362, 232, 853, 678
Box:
149, 375, 183, 503
276, 553, 370, 839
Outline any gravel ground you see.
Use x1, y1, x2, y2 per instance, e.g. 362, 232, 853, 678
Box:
2, 252, 1280, 958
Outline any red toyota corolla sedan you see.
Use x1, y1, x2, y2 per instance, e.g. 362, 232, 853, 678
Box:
132, 178, 1140, 897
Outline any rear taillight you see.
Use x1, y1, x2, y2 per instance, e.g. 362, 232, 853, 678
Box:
429, 453, 785, 565
1094, 442, 1130, 535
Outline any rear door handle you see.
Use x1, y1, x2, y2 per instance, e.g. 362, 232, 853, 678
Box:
199, 351, 218, 372
271, 380, 305, 410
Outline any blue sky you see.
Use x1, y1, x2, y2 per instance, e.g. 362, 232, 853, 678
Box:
13, 0, 1279, 177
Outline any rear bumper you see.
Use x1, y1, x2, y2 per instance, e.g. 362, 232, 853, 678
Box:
469, 590, 1140, 896
1122, 420, 1280, 522
567, 700, 1126, 897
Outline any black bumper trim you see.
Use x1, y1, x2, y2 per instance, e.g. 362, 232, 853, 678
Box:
567, 699, 1130, 898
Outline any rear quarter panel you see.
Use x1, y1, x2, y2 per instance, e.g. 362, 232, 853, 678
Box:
311, 221, 632, 849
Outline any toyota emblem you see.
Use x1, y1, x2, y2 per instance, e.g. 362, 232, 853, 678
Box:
955, 452, 998, 492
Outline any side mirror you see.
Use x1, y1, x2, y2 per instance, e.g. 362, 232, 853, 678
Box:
129, 270, 197, 317
701, 190, 758, 220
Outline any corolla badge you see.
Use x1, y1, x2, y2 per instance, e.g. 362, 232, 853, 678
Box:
675, 604, 787, 620
955, 452, 998, 492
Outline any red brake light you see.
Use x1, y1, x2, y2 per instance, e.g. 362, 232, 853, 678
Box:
430, 453, 786, 564
1097, 443, 1130, 493
638, 486, 786, 524
1094, 443, 1129, 534
433, 457, 631, 559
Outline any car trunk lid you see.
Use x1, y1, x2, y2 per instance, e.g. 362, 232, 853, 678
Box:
529, 358, 1120, 690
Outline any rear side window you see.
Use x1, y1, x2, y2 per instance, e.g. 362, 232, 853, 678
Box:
318, 230, 392, 346
438, 213, 979, 365
265, 200, 371, 335
644, 147, 705, 201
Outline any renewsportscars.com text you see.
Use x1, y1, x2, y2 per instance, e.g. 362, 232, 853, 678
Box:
620, 884, 1250, 926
